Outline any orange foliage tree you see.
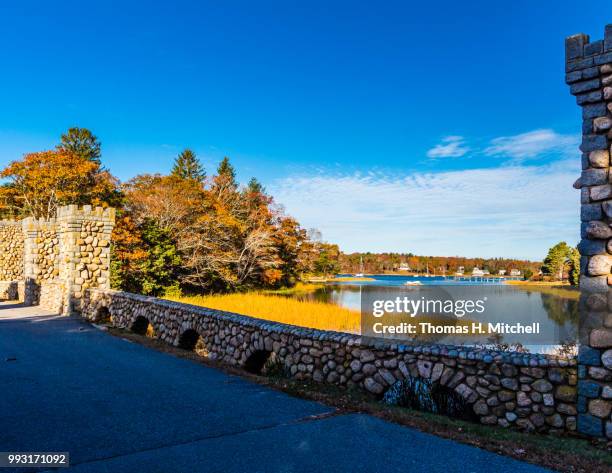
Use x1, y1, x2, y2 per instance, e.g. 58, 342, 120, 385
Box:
0, 150, 119, 219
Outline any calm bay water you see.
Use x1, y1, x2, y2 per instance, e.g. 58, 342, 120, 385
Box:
291, 275, 579, 354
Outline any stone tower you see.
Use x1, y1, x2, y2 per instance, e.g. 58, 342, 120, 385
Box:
0, 205, 115, 314
566, 26, 612, 440
566, 25, 612, 291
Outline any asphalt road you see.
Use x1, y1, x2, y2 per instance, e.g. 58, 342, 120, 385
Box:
0, 302, 553, 473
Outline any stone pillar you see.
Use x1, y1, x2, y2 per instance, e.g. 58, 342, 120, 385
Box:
56, 205, 115, 315
566, 26, 612, 440
21, 217, 42, 306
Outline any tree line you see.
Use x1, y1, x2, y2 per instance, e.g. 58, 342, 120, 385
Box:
339, 253, 541, 276
0, 128, 339, 296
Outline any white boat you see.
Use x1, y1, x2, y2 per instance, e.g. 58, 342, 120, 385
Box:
404, 281, 422, 286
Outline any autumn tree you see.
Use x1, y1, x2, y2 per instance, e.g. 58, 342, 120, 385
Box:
58, 127, 102, 164
0, 150, 118, 219
171, 149, 205, 182
272, 216, 309, 285
110, 212, 182, 296
110, 213, 148, 292
312, 243, 341, 276
124, 174, 204, 237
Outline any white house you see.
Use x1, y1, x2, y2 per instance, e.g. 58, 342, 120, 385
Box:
509, 269, 521, 276
498, 269, 507, 276
398, 263, 411, 272
471, 267, 485, 277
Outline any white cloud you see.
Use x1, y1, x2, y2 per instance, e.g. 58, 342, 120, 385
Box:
426, 136, 470, 158
484, 129, 579, 161
270, 159, 580, 260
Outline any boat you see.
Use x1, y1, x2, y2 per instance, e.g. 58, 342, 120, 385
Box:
404, 281, 422, 286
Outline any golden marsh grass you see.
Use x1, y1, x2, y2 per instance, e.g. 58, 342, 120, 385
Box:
167, 293, 361, 333
167, 292, 481, 338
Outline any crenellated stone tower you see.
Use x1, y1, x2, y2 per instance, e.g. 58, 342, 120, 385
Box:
566, 25, 612, 291
566, 26, 612, 440
0, 205, 115, 314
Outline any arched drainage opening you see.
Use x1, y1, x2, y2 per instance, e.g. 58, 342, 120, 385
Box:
383, 377, 478, 422
178, 329, 207, 356
95, 306, 112, 324
244, 350, 272, 374
130, 316, 152, 336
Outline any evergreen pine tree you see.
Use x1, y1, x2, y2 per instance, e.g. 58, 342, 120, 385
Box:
213, 156, 238, 192
247, 177, 265, 194
171, 149, 205, 182
542, 242, 570, 280
58, 127, 102, 164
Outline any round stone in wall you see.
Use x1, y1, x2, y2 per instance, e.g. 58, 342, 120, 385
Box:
588, 254, 612, 276
602, 349, 612, 369
589, 150, 610, 167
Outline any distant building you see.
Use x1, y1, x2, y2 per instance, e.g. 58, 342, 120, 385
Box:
509, 269, 521, 276
471, 267, 485, 276
455, 266, 465, 276
398, 263, 411, 271
498, 269, 507, 276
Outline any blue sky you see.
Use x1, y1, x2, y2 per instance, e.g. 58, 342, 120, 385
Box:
0, 1, 610, 259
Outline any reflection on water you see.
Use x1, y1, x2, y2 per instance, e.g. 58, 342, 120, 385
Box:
289, 277, 579, 355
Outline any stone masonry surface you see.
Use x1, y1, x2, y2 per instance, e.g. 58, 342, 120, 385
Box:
0, 205, 114, 314
0, 221, 24, 281
567, 25, 612, 292
566, 25, 612, 439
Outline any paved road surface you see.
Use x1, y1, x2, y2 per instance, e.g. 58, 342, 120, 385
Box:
0, 302, 553, 473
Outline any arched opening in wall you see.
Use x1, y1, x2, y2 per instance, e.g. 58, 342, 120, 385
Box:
178, 329, 208, 356
95, 306, 112, 324
244, 350, 272, 375
383, 377, 478, 422
130, 316, 152, 336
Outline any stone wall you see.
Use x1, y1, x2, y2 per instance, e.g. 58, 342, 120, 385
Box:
0, 221, 24, 281
83, 289, 580, 435
0, 205, 115, 313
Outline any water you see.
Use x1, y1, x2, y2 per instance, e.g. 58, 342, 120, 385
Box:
291, 275, 579, 355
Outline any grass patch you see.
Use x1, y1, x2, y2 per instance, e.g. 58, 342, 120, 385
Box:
263, 282, 324, 295
507, 283, 580, 300
166, 292, 361, 333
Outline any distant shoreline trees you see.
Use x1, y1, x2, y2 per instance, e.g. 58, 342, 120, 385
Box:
338, 252, 541, 277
